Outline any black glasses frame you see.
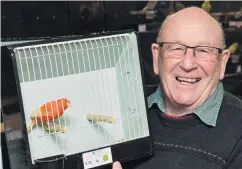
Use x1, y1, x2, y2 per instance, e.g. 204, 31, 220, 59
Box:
157, 42, 223, 54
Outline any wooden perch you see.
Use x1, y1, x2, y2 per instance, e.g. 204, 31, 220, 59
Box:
87, 113, 116, 124
1, 123, 5, 133
42, 122, 68, 134
1, 112, 22, 133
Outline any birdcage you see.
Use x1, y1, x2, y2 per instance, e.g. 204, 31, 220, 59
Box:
2, 30, 152, 169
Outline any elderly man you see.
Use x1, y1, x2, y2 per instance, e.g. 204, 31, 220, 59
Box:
112, 7, 242, 169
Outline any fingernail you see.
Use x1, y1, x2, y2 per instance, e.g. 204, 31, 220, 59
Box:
113, 161, 122, 169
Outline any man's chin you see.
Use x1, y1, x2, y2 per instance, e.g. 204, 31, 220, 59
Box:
172, 95, 198, 107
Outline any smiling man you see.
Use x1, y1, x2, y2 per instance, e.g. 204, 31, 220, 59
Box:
112, 7, 242, 169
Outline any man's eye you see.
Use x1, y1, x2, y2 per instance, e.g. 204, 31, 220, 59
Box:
169, 46, 184, 51
173, 48, 183, 50
197, 49, 209, 53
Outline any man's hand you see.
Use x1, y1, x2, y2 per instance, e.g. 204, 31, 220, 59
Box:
112, 161, 123, 169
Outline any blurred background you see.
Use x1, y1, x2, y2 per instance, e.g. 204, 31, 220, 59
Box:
1, 1, 242, 169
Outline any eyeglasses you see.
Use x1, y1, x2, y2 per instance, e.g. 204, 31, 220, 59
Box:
157, 42, 223, 61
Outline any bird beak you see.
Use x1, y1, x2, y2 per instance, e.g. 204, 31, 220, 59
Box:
68, 102, 71, 107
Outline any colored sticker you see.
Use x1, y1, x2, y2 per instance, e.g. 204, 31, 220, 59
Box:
82, 147, 113, 169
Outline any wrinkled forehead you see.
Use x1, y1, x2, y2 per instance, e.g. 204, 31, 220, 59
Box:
160, 19, 224, 48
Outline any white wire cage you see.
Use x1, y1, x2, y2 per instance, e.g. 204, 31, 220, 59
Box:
6, 31, 151, 168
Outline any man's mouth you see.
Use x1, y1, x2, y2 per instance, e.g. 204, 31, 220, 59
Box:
175, 77, 201, 84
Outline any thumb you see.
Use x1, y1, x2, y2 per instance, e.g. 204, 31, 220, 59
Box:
112, 161, 122, 169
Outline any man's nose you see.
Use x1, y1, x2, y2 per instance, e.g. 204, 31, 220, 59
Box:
179, 48, 198, 71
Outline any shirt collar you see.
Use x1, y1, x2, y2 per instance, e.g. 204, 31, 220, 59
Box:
147, 82, 224, 127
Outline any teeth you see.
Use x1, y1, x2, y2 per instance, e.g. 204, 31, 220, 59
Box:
176, 77, 201, 83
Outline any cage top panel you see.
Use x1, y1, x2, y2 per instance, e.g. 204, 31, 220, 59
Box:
8, 30, 135, 49
11, 31, 140, 83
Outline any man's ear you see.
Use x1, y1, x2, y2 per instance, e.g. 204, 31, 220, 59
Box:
219, 49, 230, 80
151, 43, 160, 75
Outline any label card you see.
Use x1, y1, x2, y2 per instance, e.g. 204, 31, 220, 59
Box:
82, 147, 113, 169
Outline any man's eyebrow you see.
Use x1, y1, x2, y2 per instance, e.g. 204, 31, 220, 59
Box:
196, 42, 215, 47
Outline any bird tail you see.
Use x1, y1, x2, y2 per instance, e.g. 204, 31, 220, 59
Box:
26, 120, 37, 133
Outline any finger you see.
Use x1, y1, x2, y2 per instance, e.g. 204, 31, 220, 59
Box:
112, 161, 122, 169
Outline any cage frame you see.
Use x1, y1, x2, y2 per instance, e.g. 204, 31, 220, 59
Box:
2, 29, 153, 169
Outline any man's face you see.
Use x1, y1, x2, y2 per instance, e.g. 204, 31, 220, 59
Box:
152, 19, 230, 108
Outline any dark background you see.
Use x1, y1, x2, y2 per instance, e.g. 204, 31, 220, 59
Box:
1, 1, 242, 169
2, 1, 242, 39
1, 1, 242, 101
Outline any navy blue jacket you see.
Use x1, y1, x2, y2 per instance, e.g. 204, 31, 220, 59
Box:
119, 92, 242, 169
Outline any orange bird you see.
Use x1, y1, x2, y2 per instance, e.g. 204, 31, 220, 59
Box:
27, 98, 71, 133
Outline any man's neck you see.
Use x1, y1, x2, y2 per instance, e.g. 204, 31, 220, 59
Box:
165, 99, 194, 116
